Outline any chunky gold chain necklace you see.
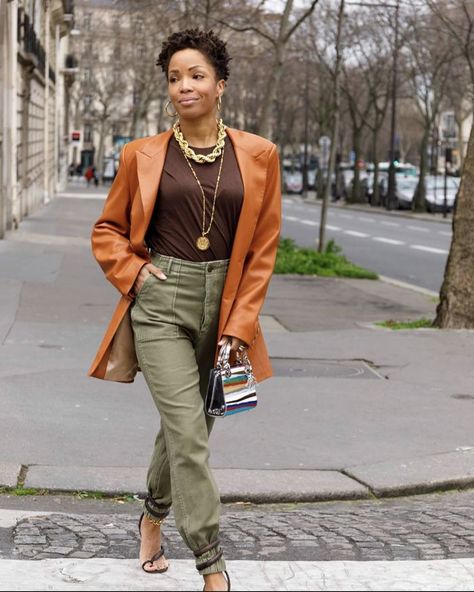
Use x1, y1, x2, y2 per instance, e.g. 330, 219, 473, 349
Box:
183, 142, 225, 251
173, 118, 227, 163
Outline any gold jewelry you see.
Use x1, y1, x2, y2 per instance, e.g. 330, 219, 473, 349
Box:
217, 94, 222, 111
164, 99, 178, 118
182, 142, 225, 251
173, 118, 226, 164
146, 514, 166, 526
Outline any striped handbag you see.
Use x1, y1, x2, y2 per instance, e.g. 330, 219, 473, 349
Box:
205, 341, 257, 417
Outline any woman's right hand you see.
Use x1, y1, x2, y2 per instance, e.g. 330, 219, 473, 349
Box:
130, 263, 167, 298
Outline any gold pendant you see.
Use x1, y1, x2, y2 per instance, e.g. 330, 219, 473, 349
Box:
196, 236, 210, 250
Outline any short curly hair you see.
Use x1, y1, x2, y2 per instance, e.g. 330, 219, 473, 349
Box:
156, 28, 231, 82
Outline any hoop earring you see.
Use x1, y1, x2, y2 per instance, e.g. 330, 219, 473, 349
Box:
217, 95, 222, 111
164, 99, 178, 118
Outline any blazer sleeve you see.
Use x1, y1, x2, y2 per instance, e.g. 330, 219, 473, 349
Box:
222, 143, 282, 346
90, 143, 149, 299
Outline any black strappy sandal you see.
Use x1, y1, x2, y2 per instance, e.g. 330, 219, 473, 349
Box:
195, 540, 231, 591
202, 570, 231, 591
138, 512, 169, 574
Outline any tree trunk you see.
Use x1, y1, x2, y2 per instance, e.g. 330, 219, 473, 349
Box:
433, 122, 474, 328
412, 129, 429, 212
257, 46, 283, 140
96, 118, 107, 180
348, 129, 362, 203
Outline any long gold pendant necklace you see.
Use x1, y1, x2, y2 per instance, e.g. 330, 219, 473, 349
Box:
184, 142, 225, 250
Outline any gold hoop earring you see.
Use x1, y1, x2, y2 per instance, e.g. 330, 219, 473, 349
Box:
217, 95, 222, 111
164, 99, 178, 118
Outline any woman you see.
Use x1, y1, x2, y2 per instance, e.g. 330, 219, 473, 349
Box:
88, 28, 281, 592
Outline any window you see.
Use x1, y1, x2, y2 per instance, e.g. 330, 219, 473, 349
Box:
83, 13, 91, 31
84, 124, 92, 143
135, 16, 144, 33
137, 43, 145, 58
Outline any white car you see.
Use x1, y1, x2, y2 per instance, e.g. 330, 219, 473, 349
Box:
425, 176, 459, 212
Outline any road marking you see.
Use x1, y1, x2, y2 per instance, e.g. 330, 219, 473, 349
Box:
326, 225, 342, 231
283, 215, 299, 221
358, 217, 375, 223
410, 245, 449, 255
439, 230, 452, 236
57, 192, 107, 199
301, 220, 318, 226
372, 237, 405, 245
283, 198, 293, 204
380, 220, 400, 227
339, 213, 354, 219
344, 230, 369, 237
407, 225, 429, 232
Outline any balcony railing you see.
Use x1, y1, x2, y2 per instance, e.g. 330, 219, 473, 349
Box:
17, 8, 56, 84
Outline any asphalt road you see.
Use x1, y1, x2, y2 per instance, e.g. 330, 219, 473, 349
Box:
282, 196, 452, 292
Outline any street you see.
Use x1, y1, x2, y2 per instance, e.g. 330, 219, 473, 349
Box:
282, 196, 452, 292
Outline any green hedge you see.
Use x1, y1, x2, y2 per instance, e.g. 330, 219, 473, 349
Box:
274, 237, 378, 279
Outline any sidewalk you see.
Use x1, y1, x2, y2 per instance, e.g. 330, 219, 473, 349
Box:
0, 184, 473, 502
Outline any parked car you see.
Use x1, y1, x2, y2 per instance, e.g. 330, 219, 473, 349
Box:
393, 175, 420, 209
425, 175, 459, 212
388, 174, 459, 211
283, 168, 303, 194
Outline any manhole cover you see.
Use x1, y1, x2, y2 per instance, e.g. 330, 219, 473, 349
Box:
270, 358, 383, 379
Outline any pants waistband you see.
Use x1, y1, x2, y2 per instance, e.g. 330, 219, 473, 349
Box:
150, 252, 230, 274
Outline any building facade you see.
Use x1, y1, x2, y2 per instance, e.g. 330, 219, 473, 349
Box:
70, 0, 165, 180
0, 0, 76, 239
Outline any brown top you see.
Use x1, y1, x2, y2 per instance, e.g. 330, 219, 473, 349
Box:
145, 134, 244, 261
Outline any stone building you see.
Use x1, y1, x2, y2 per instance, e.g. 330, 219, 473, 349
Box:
0, 0, 77, 239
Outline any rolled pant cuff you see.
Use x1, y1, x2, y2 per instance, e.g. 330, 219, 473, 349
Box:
143, 495, 170, 522
197, 551, 227, 576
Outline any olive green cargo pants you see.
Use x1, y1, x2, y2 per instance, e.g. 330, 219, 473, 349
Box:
130, 252, 229, 575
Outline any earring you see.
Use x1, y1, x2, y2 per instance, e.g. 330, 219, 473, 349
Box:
164, 99, 178, 118
217, 95, 222, 111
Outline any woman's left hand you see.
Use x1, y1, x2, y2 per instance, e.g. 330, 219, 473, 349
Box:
218, 334, 247, 352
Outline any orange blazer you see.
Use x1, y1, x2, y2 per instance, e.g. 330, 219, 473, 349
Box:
87, 126, 281, 383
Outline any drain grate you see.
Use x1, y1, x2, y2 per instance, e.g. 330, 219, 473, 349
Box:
270, 358, 383, 379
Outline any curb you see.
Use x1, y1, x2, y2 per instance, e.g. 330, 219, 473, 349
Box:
378, 275, 439, 298
2, 449, 474, 503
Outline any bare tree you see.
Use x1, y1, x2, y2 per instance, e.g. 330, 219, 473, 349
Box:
405, 11, 454, 211
426, 0, 474, 328
211, 0, 320, 139
434, 121, 474, 327
318, 0, 344, 252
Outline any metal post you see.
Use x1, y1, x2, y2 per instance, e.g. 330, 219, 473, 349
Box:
443, 146, 448, 219
302, 57, 309, 198
386, 0, 400, 210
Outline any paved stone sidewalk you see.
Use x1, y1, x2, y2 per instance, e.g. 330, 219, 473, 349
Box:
3, 490, 474, 563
